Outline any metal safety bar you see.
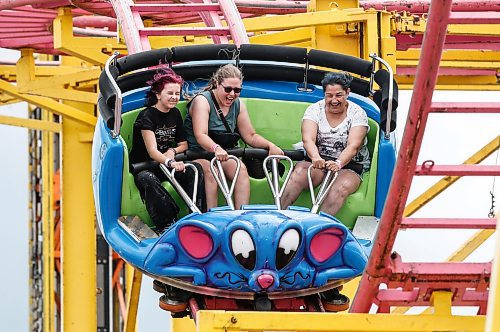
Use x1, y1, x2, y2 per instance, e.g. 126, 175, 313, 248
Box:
308, 165, 338, 214
263, 155, 294, 209
210, 156, 241, 210
369, 53, 394, 140
159, 163, 201, 213
104, 51, 123, 138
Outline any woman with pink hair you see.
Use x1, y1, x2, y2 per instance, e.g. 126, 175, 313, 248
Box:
129, 67, 205, 234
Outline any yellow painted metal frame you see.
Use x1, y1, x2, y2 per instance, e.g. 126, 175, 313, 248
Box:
242, 6, 393, 67
60, 96, 96, 331
197, 308, 484, 332
0, 79, 96, 126
16, 49, 99, 104
0, 115, 60, 132
53, 7, 127, 66
404, 135, 500, 216
392, 13, 500, 89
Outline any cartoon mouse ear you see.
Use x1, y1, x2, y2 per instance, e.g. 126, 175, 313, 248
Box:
178, 225, 214, 259
309, 228, 344, 263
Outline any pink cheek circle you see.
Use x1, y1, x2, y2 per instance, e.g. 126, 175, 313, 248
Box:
179, 225, 213, 259
310, 228, 344, 263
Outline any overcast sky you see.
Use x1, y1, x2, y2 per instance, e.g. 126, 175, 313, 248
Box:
0, 46, 498, 330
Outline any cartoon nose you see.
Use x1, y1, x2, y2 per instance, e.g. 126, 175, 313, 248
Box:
257, 274, 274, 290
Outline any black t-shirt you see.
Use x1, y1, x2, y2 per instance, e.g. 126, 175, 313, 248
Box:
129, 106, 186, 164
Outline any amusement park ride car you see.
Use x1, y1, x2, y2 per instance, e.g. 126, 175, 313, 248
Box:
0, 0, 499, 331
93, 43, 398, 316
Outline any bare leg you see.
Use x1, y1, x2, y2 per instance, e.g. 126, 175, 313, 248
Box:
321, 170, 361, 216
222, 159, 250, 209
281, 161, 325, 209
194, 159, 219, 209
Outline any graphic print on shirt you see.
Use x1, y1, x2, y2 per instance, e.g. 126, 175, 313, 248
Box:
155, 125, 177, 152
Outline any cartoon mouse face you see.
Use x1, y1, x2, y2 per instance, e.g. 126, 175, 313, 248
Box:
144, 207, 368, 293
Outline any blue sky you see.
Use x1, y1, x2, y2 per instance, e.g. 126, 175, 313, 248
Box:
1, 46, 498, 329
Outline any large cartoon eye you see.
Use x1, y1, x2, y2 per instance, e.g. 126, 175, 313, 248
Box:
276, 229, 300, 270
231, 229, 256, 270
310, 228, 344, 263
179, 225, 213, 259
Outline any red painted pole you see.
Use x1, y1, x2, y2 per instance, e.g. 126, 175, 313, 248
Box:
350, 0, 454, 313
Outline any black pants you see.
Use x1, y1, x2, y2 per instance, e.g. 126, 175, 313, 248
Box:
134, 162, 206, 232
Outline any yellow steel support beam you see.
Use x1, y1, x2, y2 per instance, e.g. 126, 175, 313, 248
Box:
42, 109, 55, 332
61, 97, 96, 331
0, 92, 17, 104
429, 291, 452, 316
447, 230, 495, 262
196, 310, 485, 332
2, 63, 102, 82
243, 6, 394, 62
249, 28, 312, 46
16, 49, 99, 104
485, 215, 500, 332
172, 317, 196, 332
0, 115, 61, 132
244, 9, 367, 33
53, 7, 126, 66
379, 11, 397, 71
124, 265, 142, 332
405, 136, 500, 216
149, 36, 212, 49
0, 65, 17, 82
0, 79, 96, 126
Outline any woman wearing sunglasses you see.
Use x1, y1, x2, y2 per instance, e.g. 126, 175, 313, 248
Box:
184, 64, 283, 209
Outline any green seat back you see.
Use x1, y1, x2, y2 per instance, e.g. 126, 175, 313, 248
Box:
242, 98, 379, 229
119, 99, 379, 229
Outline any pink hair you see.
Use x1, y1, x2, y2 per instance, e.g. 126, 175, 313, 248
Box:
145, 67, 184, 106
147, 67, 183, 94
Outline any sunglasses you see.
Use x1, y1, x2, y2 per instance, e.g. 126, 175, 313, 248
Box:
220, 84, 242, 94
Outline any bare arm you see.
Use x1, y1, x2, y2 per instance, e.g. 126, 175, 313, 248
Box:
337, 126, 367, 166
142, 130, 170, 163
237, 102, 283, 155
190, 95, 231, 161
190, 96, 216, 151
174, 141, 188, 154
142, 130, 187, 171
302, 119, 324, 168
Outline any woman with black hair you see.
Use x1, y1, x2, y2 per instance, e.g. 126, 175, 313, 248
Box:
129, 67, 205, 234
281, 71, 371, 216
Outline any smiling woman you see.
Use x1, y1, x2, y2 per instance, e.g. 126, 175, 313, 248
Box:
281, 71, 371, 217
129, 67, 206, 234
183, 63, 284, 209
